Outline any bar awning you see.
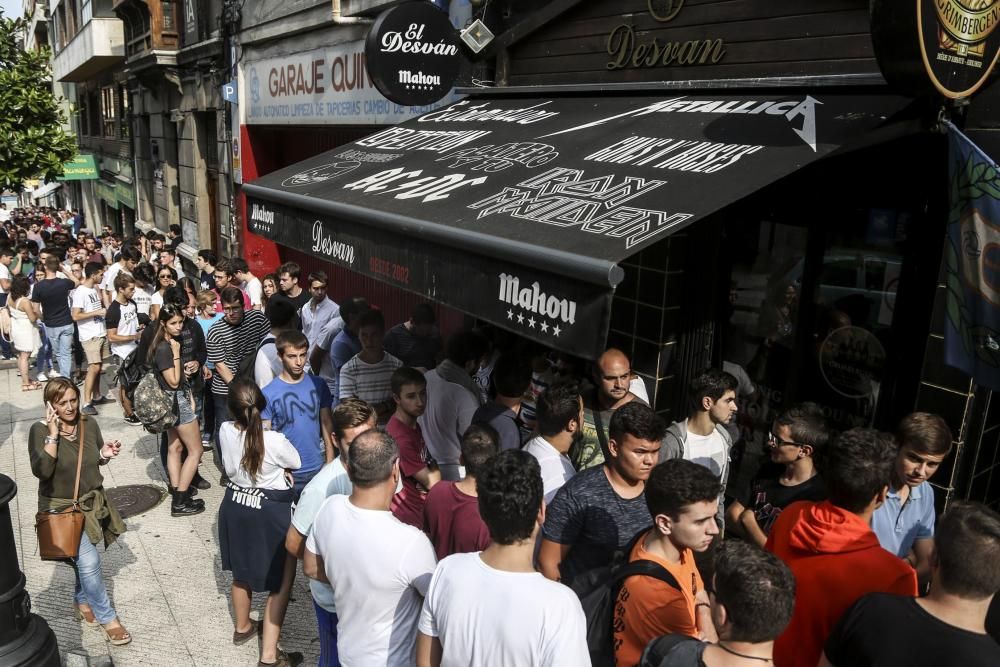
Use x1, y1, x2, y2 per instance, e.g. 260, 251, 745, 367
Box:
244, 92, 913, 358
30, 181, 63, 201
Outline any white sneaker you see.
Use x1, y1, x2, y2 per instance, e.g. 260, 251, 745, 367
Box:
37, 372, 48, 382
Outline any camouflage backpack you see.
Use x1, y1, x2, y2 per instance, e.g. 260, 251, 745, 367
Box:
132, 373, 176, 433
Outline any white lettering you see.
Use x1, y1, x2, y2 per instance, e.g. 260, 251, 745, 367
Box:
498, 273, 577, 324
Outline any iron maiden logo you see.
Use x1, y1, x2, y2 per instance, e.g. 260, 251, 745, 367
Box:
499, 273, 577, 325
469, 167, 692, 249
541, 96, 821, 151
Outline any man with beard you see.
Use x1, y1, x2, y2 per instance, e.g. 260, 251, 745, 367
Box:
575, 348, 649, 470
523, 378, 583, 504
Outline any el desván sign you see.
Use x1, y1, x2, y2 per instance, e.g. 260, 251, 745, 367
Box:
872, 0, 1000, 99
365, 2, 461, 107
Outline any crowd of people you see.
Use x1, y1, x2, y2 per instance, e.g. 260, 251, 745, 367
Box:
12, 202, 1000, 667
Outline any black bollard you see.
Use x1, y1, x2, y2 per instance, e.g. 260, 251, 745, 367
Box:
0, 474, 61, 666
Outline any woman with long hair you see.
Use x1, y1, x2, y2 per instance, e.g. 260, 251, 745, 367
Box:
148, 265, 176, 321
147, 302, 205, 516
28, 378, 131, 644
261, 273, 278, 311
9, 274, 40, 390
218, 379, 301, 666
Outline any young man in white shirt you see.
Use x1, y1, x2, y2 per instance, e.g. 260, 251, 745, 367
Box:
661, 368, 738, 521
105, 273, 142, 424
304, 429, 437, 667
99, 245, 140, 307
300, 270, 339, 345
71, 261, 109, 415
416, 449, 589, 667
522, 378, 581, 504
286, 399, 376, 667
232, 257, 262, 310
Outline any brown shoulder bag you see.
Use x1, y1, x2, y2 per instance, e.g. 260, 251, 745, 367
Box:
35, 418, 86, 560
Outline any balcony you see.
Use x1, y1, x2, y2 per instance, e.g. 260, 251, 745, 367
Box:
52, 18, 125, 83
114, 0, 181, 71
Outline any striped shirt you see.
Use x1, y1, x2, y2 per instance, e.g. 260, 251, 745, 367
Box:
206, 309, 270, 395
339, 352, 403, 406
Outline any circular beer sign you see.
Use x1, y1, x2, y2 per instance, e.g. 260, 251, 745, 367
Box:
919, 0, 1000, 98
365, 2, 461, 107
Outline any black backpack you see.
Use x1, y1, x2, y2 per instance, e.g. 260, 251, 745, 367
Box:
571, 530, 681, 667
117, 347, 149, 402
234, 335, 275, 384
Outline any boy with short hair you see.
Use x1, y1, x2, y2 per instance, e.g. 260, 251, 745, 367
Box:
614, 459, 722, 667
338, 309, 403, 423
106, 273, 141, 424
726, 402, 830, 547
388, 367, 440, 528
871, 412, 952, 586
71, 261, 108, 415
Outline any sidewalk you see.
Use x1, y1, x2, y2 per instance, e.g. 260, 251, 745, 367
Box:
1, 366, 322, 666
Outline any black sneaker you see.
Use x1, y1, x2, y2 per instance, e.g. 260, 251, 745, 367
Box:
81, 404, 98, 416
92, 395, 115, 405
123, 414, 141, 425
192, 475, 211, 491
170, 500, 206, 517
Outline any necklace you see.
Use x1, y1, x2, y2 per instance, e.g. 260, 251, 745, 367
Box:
717, 642, 772, 663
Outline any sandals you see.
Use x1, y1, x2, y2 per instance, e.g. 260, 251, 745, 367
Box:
21, 381, 41, 391
74, 604, 98, 627
101, 620, 132, 646
259, 649, 303, 667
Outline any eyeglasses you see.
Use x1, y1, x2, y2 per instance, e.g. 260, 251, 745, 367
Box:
158, 274, 172, 280
222, 305, 244, 314
768, 432, 805, 448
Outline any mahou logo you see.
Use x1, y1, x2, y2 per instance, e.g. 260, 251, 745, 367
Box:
249, 203, 275, 234
498, 273, 577, 324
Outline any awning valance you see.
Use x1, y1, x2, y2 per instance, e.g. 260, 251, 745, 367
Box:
244, 92, 913, 358
30, 181, 63, 201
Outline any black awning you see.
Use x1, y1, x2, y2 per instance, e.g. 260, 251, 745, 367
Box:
244, 92, 913, 358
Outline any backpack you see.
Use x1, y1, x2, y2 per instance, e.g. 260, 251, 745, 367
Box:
132, 373, 177, 433
571, 530, 681, 667
234, 335, 275, 384
116, 347, 147, 402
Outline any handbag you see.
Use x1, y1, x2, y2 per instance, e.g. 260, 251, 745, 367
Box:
35, 418, 86, 560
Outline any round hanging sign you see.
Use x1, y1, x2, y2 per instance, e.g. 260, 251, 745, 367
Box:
872, 0, 1000, 99
365, 2, 461, 107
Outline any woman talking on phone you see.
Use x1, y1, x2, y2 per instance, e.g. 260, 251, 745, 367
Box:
28, 377, 131, 645
148, 302, 205, 517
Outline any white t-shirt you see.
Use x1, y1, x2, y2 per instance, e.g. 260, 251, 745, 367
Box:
0, 263, 10, 294
254, 337, 281, 389
244, 276, 262, 307
218, 421, 301, 489
418, 552, 590, 667
684, 420, 728, 478
106, 299, 139, 359
71, 285, 106, 341
133, 286, 153, 316
150, 291, 164, 308
418, 369, 480, 467
99, 262, 129, 294
306, 494, 437, 667
523, 435, 576, 505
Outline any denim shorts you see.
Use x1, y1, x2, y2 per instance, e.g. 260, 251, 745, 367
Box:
172, 388, 197, 427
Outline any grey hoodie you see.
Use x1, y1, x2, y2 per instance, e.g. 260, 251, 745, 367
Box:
660, 419, 734, 526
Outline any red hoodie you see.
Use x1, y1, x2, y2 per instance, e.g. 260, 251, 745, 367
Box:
765, 500, 917, 667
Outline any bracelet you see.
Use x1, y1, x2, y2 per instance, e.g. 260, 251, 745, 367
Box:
44, 435, 58, 444
695, 602, 711, 610
174, 357, 181, 361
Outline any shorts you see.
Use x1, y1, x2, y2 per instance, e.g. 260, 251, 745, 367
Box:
172, 388, 197, 426
82, 337, 106, 365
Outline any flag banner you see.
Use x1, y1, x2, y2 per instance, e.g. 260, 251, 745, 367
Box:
944, 123, 1000, 389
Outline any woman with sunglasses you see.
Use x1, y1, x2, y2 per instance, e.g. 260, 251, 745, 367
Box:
28, 377, 131, 645
148, 302, 206, 516
149, 266, 177, 321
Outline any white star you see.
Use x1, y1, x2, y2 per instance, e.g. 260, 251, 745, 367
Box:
540, 321, 549, 333
517, 313, 524, 324
507, 309, 514, 320
528, 317, 536, 328
552, 325, 561, 337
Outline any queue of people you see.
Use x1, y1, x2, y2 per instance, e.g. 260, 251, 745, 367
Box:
13, 203, 1000, 667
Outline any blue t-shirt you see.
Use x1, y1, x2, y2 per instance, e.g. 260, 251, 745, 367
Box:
262, 375, 332, 480
328, 328, 361, 408
871, 481, 936, 558
196, 314, 223, 368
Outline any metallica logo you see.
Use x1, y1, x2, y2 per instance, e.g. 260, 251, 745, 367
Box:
282, 161, 361, 187
469, 167, 692, 249
499, 273, 577, 324
540, 96, 822, 152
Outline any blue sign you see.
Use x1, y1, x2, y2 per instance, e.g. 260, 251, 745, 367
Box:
944, 122, 1000, 389
222, 80, 238, 104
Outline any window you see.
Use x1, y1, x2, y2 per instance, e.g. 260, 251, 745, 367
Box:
77, 94, 88, 136
118, 85, 130, 139
101, 86, 116, 138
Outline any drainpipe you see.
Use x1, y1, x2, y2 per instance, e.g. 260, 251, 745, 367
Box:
332, 0, 373, 24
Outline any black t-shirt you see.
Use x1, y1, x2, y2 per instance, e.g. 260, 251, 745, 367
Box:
825, 593, 1000, 667
273, 289, 310, 312
640, 634, 707, 667
541, 465, 652, 585
739, 470, 828, 535
31, 277, 75, 327
154, 340, 186, 390
383, 322, 442, 370
199, 270, 214, 291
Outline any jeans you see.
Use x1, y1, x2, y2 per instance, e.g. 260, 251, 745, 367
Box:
71, 530, 116, 625
213, 391, 230, 447
47, 323, 76, 378
313, 600, 340, 667
35, 324, 51, 372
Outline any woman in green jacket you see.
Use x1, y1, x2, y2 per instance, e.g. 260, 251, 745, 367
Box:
28, 377, 131, 645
